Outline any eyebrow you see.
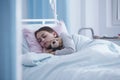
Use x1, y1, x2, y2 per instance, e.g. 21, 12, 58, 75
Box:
37, 33, 43, 38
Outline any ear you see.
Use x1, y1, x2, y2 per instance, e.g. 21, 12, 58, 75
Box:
52, 32, 57, 37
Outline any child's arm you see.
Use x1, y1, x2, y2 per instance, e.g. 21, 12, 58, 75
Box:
55, 33, 76, 55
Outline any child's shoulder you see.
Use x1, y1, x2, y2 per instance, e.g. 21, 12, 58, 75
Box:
60, 32, 73, 40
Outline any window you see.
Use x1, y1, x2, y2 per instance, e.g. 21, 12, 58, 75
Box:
22, 0, 54, 19
112, 0, 120, 26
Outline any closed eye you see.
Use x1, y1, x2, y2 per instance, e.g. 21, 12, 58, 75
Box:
41, 33, 46, 38
42, 35, 46, 38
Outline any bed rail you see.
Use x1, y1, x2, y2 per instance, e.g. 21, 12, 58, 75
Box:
22, 19, 57, 25
78, 27, 95, 39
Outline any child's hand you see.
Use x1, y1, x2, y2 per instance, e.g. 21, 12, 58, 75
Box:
43, 48, 52, 53
49, 51, 55, 55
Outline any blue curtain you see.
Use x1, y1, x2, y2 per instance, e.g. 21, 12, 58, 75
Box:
57, 0, 67, 27
57, 0, 67, 21
0, 0, 16, 80
22, 0, 54, 19
22, 0, 67, 25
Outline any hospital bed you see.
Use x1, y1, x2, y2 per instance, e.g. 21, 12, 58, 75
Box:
22, 19, 120, 80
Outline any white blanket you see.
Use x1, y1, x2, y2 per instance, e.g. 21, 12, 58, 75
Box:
22, 34, 120, 80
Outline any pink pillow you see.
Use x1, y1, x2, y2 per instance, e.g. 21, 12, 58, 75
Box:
22, 21, 68, 53
53, 21, 68, 35
23, 29, 43, 53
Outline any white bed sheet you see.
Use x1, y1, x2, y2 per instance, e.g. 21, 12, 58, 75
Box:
22, 48, 120, 80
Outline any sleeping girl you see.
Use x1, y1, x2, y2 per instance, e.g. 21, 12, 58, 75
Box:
34, 26, 76, 55
23, 26, 120, 67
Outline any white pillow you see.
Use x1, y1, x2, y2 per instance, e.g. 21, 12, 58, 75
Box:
22, 21, 68, 53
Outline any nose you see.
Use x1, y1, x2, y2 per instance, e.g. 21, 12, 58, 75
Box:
52, 41, 56, 44
41, 38, 45, 42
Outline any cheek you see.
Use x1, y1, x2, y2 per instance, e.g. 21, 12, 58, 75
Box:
40, 42, 44, 47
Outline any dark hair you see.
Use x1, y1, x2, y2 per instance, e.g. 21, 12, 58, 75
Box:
34, 26, 59, 38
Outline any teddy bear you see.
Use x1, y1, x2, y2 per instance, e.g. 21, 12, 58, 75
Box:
43, 37, 63, 54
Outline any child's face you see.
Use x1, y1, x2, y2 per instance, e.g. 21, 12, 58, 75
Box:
36, 31, 57, 49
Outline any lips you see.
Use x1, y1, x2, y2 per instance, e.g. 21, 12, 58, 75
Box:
44, 42, 46, 46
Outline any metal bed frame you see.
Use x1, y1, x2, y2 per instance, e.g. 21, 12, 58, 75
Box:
78, 27, 95, 39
